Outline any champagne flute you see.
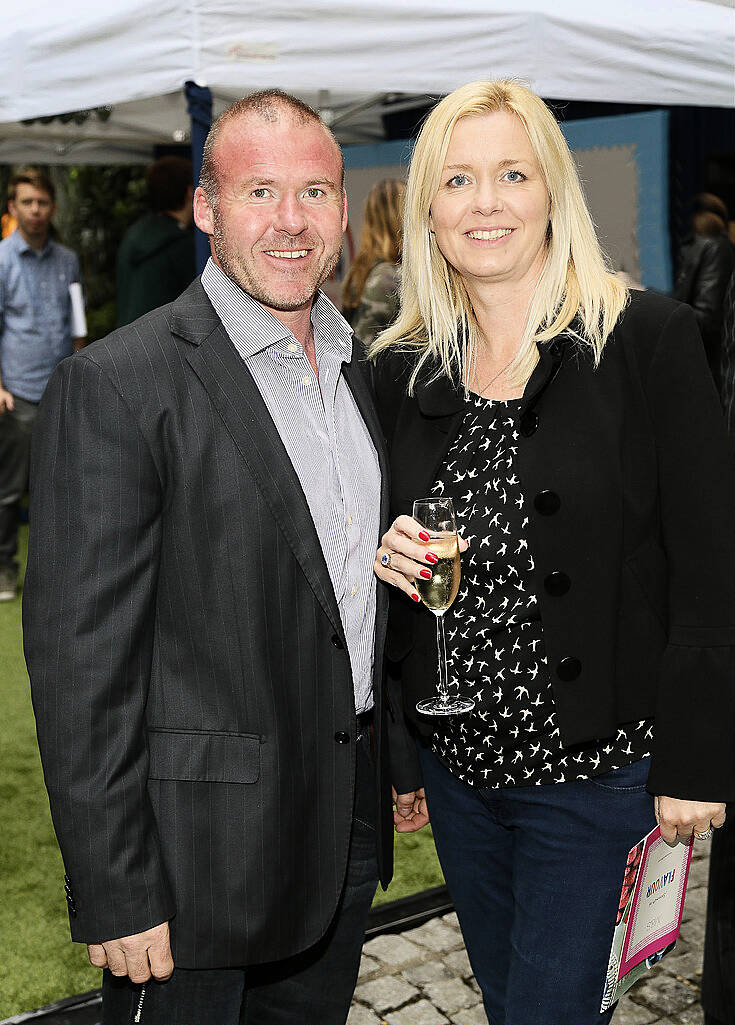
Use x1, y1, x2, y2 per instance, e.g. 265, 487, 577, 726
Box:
412, 498, 474, 716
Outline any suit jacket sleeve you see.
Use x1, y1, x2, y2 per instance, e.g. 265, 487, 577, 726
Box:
643, 302, 735, 801
23, 353, 175, 943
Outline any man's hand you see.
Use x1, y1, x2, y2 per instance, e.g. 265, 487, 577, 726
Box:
0, 387, 14, 414
655, 796, 726, 844
393, 786, 430, 833
87, 921, 173, 983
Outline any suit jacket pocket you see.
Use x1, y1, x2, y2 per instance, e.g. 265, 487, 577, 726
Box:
147, 729, 262, 783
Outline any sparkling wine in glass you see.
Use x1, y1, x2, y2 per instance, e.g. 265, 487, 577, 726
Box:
412, 498, 474, 716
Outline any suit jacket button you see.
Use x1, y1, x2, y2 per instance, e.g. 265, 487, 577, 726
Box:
534, 490, 560, 515
334, 731, 350, 744
331, 634, 344, 650
557, 657, 581, 681
544, 571, 570, 596
520, 410, 539, 437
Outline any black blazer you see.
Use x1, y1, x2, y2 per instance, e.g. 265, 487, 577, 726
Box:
24, 279, 399, 969
374, 290, 735, 803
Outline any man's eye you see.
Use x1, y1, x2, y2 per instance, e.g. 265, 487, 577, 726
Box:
305, 188, 325, 199
251, 188, 269, 199
503, 170, 526, 183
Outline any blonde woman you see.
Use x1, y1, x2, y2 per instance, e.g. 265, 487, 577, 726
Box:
371, 80, 734, 1024
342, 178, 405, 345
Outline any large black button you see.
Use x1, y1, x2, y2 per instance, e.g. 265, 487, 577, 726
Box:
544, 571, 571, 596
557, 657, 581, 681
520, 410, 539, 437
330, 634, 344, 650
334, 731, 350, 744
534, 490, 560, 515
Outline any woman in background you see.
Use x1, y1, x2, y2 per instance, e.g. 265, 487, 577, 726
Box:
342, 178, 405, 345
371, 80, 734, 1025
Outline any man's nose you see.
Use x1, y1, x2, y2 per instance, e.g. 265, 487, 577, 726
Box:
274, 193, 308, 234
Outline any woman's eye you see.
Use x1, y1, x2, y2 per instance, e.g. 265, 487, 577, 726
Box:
503, 170, 526, 184
448, 174, 471, 187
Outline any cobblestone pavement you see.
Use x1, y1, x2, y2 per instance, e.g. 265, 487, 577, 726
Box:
348, 847, 711, 1025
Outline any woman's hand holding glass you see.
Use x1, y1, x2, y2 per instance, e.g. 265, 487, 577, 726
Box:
374, 514, 469, 600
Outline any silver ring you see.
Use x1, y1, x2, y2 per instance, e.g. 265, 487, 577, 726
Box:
694, 828, 713, 841
380, 552, 393, 569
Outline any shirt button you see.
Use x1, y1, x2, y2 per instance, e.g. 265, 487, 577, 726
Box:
301, 376, 311, 387
347, 515, 353, 526
351, 583, 357, 596
287, 343, 299, 353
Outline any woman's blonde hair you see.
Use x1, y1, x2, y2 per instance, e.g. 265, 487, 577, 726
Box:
341, 178, 406, 315
370, 80, 628, 392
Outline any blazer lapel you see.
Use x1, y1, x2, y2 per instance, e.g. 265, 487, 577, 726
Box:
172, 282, 344, 639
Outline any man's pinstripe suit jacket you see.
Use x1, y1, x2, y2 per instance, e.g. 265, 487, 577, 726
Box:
24, 278, 404, 969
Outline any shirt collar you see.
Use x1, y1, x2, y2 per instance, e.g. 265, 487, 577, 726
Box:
10, 229, 54, 259
201, 257, 353, 362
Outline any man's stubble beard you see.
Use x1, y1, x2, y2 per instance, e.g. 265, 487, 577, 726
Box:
211, 214, 342, 312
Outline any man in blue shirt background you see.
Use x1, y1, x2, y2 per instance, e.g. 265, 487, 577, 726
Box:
0, 168, 86, 600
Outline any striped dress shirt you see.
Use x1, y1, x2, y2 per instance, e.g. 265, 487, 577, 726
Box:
202, 258, 380, 712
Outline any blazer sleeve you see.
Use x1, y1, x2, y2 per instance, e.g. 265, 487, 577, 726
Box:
643, 302, 735, 801
23, 354, 175, 943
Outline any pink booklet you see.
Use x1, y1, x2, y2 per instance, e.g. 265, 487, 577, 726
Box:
600, 824, 692, 1012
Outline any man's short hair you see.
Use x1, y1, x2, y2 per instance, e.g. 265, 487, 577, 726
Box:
8, 168, 55, 204
147, 156, 193, 213
199, 89, 344, 211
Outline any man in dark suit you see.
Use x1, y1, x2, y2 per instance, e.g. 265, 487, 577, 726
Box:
24, 90, 424, 1025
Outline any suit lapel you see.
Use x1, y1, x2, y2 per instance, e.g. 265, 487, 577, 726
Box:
173, 282, 344, 639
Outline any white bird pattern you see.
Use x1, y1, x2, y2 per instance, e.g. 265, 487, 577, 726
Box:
428, 393, 653, 788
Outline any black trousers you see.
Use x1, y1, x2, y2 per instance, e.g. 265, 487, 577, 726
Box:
702, 807, 735, 1025
102, 732, 379, 1025
0, 396, 37, 567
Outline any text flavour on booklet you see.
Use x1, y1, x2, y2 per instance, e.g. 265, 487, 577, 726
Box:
601, 825, 692, 1011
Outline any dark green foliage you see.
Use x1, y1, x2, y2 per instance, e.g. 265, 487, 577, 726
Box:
58, 166, 148, 341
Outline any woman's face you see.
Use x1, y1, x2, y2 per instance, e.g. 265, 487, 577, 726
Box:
429, 111, 550, 295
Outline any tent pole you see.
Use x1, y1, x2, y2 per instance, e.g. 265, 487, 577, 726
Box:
185, 80, 213, 275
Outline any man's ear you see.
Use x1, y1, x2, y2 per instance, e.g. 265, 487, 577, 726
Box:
193, 186, 214, 236
341, 189, 348, 234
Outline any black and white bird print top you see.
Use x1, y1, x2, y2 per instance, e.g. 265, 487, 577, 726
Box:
430, 393, 653, 788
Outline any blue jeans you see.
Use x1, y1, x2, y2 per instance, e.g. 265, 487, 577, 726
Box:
419, 744, 657, 1025
102, 732, 379, 1025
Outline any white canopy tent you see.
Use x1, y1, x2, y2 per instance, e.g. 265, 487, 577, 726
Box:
0, 0, 732, 163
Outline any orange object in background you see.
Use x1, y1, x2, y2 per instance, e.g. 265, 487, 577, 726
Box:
2, 212, 17, 238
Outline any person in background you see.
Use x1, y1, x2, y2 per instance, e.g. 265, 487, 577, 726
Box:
0, 167, 85, 602
674, 192, 734, 390
116, 156, 195, 326
371, 79, 733, 1025
342, 178, 405, 346
702, 267, 735, 1025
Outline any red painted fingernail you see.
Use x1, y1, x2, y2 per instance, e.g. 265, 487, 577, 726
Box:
419, 568, 432, 579
418, 530, 430, 542
425, 552, 439, 564
411, 592, 421, 602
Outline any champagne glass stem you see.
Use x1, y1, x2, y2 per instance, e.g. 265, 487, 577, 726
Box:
435, 611, 450, 706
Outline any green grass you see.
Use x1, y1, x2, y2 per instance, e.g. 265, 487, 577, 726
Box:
0, 525, 443, 1017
